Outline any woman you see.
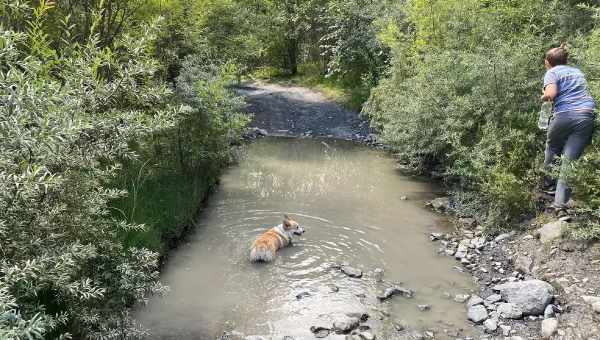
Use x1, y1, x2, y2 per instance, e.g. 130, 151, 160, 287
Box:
541, 44, 596, 209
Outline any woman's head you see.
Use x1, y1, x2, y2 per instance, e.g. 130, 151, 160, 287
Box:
545, 43, 568, 68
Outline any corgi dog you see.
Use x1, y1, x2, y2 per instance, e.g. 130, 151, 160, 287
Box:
250, 215, 305, 262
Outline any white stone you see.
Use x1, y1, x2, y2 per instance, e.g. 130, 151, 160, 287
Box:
541, 318, 558, 339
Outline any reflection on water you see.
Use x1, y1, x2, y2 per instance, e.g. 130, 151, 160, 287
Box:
136, 138, 477, 339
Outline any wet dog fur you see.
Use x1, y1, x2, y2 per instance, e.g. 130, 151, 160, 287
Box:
249, 215, 305, 262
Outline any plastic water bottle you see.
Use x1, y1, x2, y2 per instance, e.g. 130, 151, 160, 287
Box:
538, 101, 553, 130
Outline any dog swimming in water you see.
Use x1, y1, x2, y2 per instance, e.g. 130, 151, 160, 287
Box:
249, 215, 305, 262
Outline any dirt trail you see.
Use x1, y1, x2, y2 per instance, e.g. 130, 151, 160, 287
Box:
236, 81, 370, 140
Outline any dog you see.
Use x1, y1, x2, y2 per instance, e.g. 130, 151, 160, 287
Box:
249, 215, 305, 262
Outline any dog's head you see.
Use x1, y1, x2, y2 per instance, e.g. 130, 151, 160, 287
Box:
283, 215, 305, 235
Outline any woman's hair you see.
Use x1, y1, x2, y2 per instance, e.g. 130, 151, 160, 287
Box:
545, 43, 568, 66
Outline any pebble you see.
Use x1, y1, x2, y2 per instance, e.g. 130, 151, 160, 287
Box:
467, 305, 488, 324
497, 303, 523, 319
341, 266, 363, 278
332, 316, 359, 334
393, 320, 407, 332
483, 318, 498, 333
541, 317, 559, 339
485, 294, 502, 303
500, 324, 511, 336
296, 291, 311, 300
467, 295, 484, 307
544, 304, 555, 319
310, 326, 330, 338
417, 304, 431, 312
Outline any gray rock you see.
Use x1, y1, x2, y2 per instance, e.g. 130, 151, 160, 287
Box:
377, 286, 414, 301
484, 318, 498, 333
493, 280, 555, 315
417, 304, 431, 312
454, 294, 470, 303
373, 268, 384, 282
494, 231, 515, 242
429, 197, 450, 211
341, 266, 363, 278
500, 325, 511, 336
333, 316, 360, 334
541, 318, 558, 339
393, 320, 408, 332
430, 232, 443, 241
310, 326, 331, 338
515, 255, 534, 274
455, 241, 469, 259
485, 294, 502, 303
346, 313, 369, 322
467, 305, 489, 324
467, 295, 484, 307
296, 291, 311, 300
544, 304, 555, 319
537, 220, 567, 244
593, 302, 600, 314
497, 303, 523, 319
358, 331, 375, 340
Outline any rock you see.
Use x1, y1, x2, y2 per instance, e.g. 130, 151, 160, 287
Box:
373, 268, 384, 282
346, 313, 369, 322
467, 305, 489, 324
541, 318, 558, 339
377, 286, 414, 301
454, 294, 470, 303
393, 320, 407, 332
329, 284, 340, 293
358, 331, 375, 340
582, 295, 600, 306
544, 304, 555, 319
296, 291, 311, 300
429, 197, 450, 211
333, 317, 360, 334
282, 337, 294, 340
455, 241, 469, 259
430, 233, 443, 241
484, 318, 498, 333
497, 303, 523, 319
493, 280, 555, 315
485, 294, 502, 303
341, 266, 363, 278
494, 231, 515, 243
468, 295, 484, 307
310, 326, 330, 338
593, 302, 600, 314
417, 304, 431, 312
459, 217, 477, 229
537, 220, 567, 244
515, 255, 534, 274
500, 325, 511, 336
471, 237, 486, 250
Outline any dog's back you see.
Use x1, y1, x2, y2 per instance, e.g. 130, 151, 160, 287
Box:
249, 228, 288, 262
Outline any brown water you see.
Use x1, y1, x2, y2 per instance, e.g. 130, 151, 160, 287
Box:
136, 138, 477, 339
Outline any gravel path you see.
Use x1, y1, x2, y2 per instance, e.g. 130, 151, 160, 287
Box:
236, 81, 371, 140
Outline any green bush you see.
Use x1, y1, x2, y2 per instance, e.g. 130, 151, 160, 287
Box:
363, 0, 593, 230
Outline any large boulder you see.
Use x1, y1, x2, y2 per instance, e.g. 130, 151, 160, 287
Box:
493, 280, 554, 315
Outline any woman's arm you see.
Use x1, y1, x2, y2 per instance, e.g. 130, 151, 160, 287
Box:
541, 83, 558, 102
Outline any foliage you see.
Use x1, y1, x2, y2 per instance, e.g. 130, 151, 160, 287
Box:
0, 0, 249, 338
364, 0, 600, 231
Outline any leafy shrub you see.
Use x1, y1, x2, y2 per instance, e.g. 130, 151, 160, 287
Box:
0, 11, 175, 339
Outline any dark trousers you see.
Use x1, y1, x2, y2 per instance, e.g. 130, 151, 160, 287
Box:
544, 111, 596, 206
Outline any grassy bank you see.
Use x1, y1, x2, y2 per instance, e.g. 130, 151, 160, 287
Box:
111, 160, 221, 254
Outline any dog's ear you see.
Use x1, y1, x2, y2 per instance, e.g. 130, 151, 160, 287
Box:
283, 215, 292, 228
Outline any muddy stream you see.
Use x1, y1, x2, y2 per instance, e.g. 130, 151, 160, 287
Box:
137, 137, 478, 339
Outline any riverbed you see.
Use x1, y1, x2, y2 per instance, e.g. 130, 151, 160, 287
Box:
136, 137, 478, 339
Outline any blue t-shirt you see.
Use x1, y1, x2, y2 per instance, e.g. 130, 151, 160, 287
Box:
544, 65, 596, 114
